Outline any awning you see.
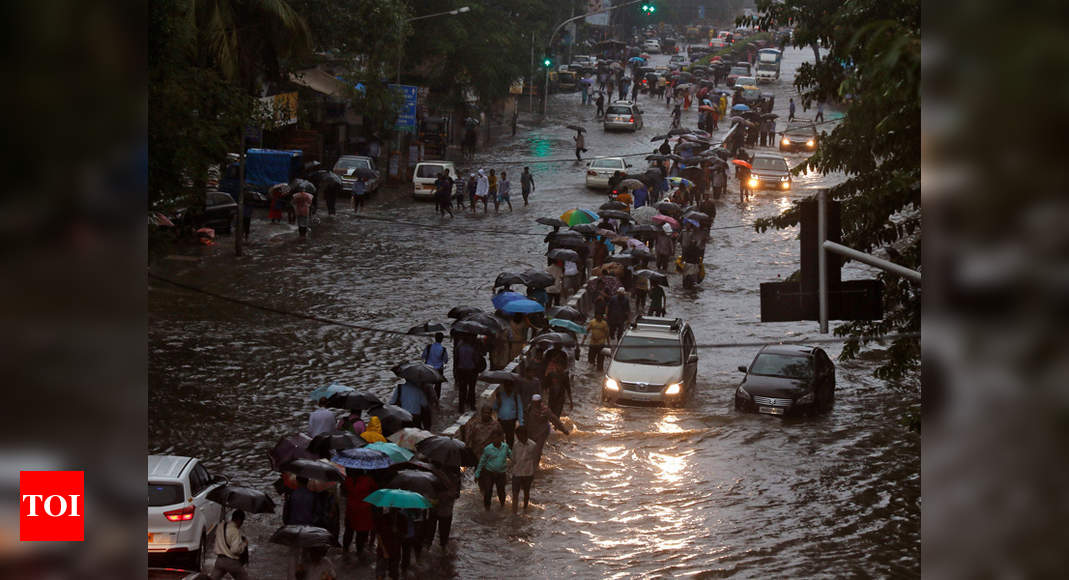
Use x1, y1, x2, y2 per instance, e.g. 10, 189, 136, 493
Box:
289, 68, 348, 97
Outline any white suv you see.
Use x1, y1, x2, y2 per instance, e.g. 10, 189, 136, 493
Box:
602, 317, 699, 406
148, 455, 226, 569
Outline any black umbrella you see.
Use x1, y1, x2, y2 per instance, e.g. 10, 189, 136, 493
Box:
710, 147, 731, 160
600, 200, 628, 211
460, 312, 504, 333
447, 305, 483, 319
451, 319, 493, 336
536, 217, 568, 228
406, 322, 447, 336
309, 431, 365, 456
547, 248, 580, 262
280, 459, 345, 482
392, 362, 446, 385
630, 224, 660, 237
387, 470, 443, 501
549, 236, 589, 251
521, 270, 555, 289
478, 370, 525, 384
761, 113, 779, 120
655, 201, 683, 217
494, 272, 525, 288
270, 525, 338, 548
416, 436, 478, 468
634, 269, 669, 286
368, 404, 415, 436
624, 246, 652, 260
683, 210, 711, 225
326, 391, 383, 412
207, 485, 276, 514
569, 223, 599, 235
566, 124, 586, 133
606, 254, 635, 265
268, 434, 317, 470
547, 305, 585, 324
529, 332, 578, 349
668, 127, 694, 136
599, 209, 633, 222
547, 229, 585, 241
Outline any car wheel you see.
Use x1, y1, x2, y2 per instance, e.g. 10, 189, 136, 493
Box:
185, 531, 207, 571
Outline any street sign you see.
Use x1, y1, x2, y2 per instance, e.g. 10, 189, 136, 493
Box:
698, 5, 705, 19
389, 84, 419, 133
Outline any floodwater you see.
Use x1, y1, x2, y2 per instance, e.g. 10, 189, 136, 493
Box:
149, 46, 918, 578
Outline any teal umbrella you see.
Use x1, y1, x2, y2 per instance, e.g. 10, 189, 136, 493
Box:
362, 488, 432, 509
364, 442, 414, 464
549, 319, 586, 334
308, 382, 354, 401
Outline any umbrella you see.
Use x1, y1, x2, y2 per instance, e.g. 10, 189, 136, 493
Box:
710, 147, 731, 160
451, 319, 495, 336
631, 205, 659, 225
392, 362, 445, 385
363, 488, 432, 510
569, 223, 600, 235
387, 427, 436, 450
494, 272, 525, 288
742, 111, 763, 121
600, 209, 633, 221
331, 447, 392, 470
404, 322, 446, 335
684, 218, 701, 228
698, 105, 717, 112
565, 124, 586, 133
536, 217, 567, 228
547, 248, 580, 262
501, 299, 544, 314
634, 269, 669, 287
731, 159, 753, 169
655, 201, 683, 216
270, 525, 338, 548
309, 432, 365, 455
624, 246, 652, 260
668, 177, 696, 188
549, 236, 588, 251
675, 83, 693, 91
599, 200, 628, 211
460, 312, 504, 332
491, 291, 527, 311
560, 208, 599, 225
652, 214, 680, 229
630, 223, 660, 236
478, 370, 525, 384
367, 405, 415, 436
546, 305, 585, 323
268, 434, 317, 471
521, 270, 555, 289
417, 436, 478, 468
308, 382, 354, 401
549, 319, 586, 334
324, 390, 384, 412
364, 442, 415, 464
629, 56, 646, 63
280, 459, 345, 483
579, 76, 595, 85
617, 179, 645, 191
207, 485, 276, 513
606, 254, 634, 265
761, 112, 779, 120
547, 229, 585, 241
387, 470, 443, 501
731, 103, 750, 111
611, 235, 637, 246
447, 305, 483, 319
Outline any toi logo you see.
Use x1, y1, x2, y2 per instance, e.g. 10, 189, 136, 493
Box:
20, 471, 84, 541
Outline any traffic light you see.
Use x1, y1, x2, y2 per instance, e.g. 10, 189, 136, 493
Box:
543, 57, 552, 67
641, 3, 656, 14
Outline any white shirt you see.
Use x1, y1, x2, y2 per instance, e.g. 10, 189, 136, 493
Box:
308, 408, 335, 436
213, 521, 247, 560
564, 261, 578, 276
475, 175, 489, 197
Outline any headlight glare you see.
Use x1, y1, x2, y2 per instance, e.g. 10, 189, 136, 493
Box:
605, 377, 619, 391
806, 139, 815, 146
665, 383, 682, 395
781, 138, 790, 145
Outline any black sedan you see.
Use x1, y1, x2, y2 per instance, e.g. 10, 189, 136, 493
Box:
172, 191, 238, 233
734, 344, 836, 416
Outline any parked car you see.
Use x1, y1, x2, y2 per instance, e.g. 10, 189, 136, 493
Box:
148, 455, 227, 569
780, 119, 818, 152
602, 317, 698, 407
603, 100, 644, 132
333, 155, 381, 194
734, 344, 836, 416
412, 161, 458, 200
171, 191, 238, 233
746, 153, 792, 191
585, 157, 630, 189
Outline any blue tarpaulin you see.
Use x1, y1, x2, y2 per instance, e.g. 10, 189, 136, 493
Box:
243, 149, 303, 189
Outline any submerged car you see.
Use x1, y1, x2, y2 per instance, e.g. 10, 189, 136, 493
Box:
148, 455, 227, 569
734, 344, 836, 416
746, 153, 792, 191
602, 317, 698, 406
603, 101, 644, 132
586, 157, 630, 189
333, 155, 381, 194
780, 119, 818, 152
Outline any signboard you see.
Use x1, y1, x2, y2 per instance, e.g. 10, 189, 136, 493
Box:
258, 92, 298, 127
389, 84, 419, 133
586, 0, 610, 27
698, 5, 705, 19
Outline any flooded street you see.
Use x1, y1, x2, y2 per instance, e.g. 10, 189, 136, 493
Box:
149, 46, 919, 577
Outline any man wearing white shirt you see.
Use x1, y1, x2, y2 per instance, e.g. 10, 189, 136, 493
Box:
210, 510, 249, 580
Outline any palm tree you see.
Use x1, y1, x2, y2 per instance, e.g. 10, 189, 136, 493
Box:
194, 0, 311, 90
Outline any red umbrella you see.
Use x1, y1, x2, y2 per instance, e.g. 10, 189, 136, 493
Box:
731, 159, 753, 169
651, 214, 680, 229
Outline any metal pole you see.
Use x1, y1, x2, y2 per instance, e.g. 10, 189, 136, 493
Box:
817, 190, 828, 333
823, 241, 922, 283
234, 132, 246, 256
530, 34, 534, 113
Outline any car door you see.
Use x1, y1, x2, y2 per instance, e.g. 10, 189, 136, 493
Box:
816, 349, 836, 403
189, 463, 222, 535
682, 329, 698, 393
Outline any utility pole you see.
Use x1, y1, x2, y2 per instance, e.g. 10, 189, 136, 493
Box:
234, 132, 246, 256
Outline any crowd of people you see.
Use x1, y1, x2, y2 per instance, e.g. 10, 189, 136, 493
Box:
428, 167, 538, 217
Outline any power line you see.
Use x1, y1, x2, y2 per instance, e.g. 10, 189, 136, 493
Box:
352, 214, 754, 236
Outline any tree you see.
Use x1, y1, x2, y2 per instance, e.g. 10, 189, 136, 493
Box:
749, 0, 921, 381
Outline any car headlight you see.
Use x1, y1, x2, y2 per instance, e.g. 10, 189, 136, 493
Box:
605, 377, 619, 391
781, 182, 791, 189
782, 138, 790, 145
665, 383, 682, 395
806, 139, 815, 147
796, 392, 815, 404
748, 178, 759, 187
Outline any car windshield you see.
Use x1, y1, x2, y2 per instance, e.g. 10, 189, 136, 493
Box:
786, 122, 816, 134
741, 88, 761, 99
591, 159, 624, 169
752, 157, 789, 171
730, 67, 748, 75
148, 483, 183, 507
335, 157, 371, 170
606, 106, 632, 115
749, 353, 812, 379
416, 165, 445, 178
614, 335, 681, 366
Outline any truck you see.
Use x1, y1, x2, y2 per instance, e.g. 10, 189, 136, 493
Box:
219, 148, 304, 205
755, 48, 782, 83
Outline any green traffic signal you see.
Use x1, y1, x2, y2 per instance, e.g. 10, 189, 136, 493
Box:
543, 58, 552, 67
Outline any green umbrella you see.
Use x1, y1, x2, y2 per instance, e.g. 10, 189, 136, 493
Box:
364, 442, 414, 464
362, 488, 432, 509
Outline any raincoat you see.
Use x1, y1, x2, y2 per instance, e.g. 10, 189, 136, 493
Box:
360, 416, 387, 443
343, 474, 377, 531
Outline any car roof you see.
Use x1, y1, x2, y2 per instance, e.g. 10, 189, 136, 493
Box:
759, 344, 816, 356
416, 160, 454, 165
624, 328, 683, 340
752, 153, 787, 161
148, 455, 194, 480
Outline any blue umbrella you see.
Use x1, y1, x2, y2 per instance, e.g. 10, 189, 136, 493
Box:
731, 103, 750, 111
629, 56, 646, 63
308, 382, 354, 401
365, 442, 415, 464
331, 447, 392, 470
501, 299, 545, 314
549, 319, 586, 334
491, 291, 527, 311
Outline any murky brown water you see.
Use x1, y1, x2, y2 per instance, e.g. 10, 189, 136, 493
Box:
149, 47, 918, 578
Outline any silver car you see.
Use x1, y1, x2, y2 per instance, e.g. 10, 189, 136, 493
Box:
602, 317, 699, 407
333, 155, 381, 194
585, 157, 630, 189
603, 101, 644, 132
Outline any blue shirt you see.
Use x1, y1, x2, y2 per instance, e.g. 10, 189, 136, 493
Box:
423, 343, 448, 369
352, 180, 366, 196
633, 187, 648, 208
456, 342, 480, 370
494, 389, 524, 424
390, 382, 428, 415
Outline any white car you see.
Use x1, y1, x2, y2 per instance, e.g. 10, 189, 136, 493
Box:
602, 317, 699, 406
643, 39, 661, 53
412, 161, 458, 200
148, 455, 226, 569
669, 55, 690, 69
585, 157, 630, 189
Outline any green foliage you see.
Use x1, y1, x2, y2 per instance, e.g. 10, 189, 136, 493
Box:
750, 0, 921, 382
